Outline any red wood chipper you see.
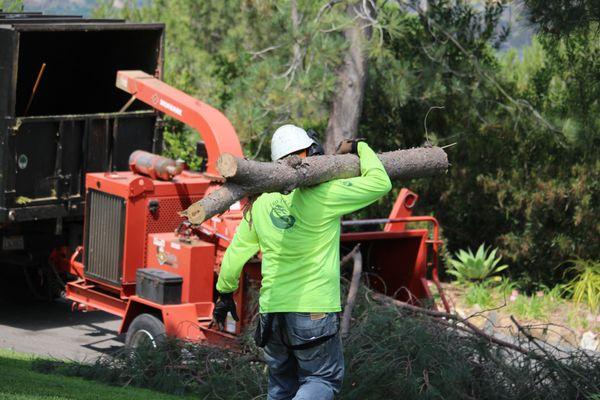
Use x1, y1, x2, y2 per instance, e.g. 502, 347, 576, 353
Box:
52, 70, 448, 348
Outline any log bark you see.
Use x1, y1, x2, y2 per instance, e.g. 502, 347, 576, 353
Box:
181, 146, 448, 224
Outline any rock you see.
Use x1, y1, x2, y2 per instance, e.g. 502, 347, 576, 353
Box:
580, 331, 598, 351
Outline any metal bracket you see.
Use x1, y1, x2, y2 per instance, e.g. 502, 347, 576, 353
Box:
129, 176, 154, 198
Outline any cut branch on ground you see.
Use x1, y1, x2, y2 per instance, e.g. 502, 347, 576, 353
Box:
371, 292, 538, 358
39, 284, 600, 399
341, 245, 362, 335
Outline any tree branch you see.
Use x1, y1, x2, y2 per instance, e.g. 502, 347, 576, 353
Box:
372, 292, 539, 358
342, 246, 363, 335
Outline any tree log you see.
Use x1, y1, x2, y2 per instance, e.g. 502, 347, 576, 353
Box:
181, 146, 448, 224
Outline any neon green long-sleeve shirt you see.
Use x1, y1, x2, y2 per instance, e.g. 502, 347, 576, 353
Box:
216, 142, 392, 313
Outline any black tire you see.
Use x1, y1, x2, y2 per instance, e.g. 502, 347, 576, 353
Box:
125, 313, 166, 349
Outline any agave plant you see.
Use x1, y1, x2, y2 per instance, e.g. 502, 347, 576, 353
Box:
447, 244, 508, 283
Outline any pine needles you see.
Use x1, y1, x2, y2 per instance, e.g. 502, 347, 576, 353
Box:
34, 288, 600, 399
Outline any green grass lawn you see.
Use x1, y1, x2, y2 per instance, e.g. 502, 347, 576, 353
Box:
0, 349, 190, 400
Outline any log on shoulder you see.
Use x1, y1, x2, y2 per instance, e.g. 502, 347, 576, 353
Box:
181, 147, 448, 224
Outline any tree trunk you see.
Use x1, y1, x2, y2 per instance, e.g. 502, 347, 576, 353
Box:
324, 1, 375, 154
181, 146, 448, 224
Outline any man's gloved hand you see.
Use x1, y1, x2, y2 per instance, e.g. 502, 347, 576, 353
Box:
335, 138, 365, 155
211, 292, 239, 331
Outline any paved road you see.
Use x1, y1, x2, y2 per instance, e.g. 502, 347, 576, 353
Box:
0, 298, 123, 361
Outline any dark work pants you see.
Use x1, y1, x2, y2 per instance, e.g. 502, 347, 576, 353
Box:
261, 312, 344, 400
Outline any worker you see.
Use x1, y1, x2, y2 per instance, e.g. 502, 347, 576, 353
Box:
212, 124, 392, 400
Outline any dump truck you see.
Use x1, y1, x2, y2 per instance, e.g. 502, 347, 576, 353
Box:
0, 11, 163, 298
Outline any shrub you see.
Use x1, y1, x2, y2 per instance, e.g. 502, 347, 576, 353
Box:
465, 283, 495, 309
562, 258, 600, 313
509, 294, 548, 320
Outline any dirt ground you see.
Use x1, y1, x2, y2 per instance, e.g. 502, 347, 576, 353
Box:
0, 298, 123, 361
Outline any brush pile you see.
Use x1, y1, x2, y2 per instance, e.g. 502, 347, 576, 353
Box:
35, 285, 600, 400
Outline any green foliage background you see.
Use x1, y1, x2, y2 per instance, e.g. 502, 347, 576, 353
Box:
0, 0, 22, 11
96, 0, 599, 288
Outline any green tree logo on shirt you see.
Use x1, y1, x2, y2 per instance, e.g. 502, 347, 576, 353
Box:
269, 201, 296, 229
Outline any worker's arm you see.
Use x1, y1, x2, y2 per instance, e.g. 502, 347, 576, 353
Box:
314, 142, 392, 217
216, 215, 260, 293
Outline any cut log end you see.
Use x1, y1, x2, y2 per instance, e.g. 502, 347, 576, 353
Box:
217, 153, 239, 178
182, 202, 206, 225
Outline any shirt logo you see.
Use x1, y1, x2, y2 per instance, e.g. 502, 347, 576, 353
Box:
269, 202, 296, 229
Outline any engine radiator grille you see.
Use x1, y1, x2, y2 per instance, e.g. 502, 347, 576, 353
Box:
84, 190, 125, 285
144, 195, 202, 264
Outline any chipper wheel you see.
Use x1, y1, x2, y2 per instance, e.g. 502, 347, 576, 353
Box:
125, 313, 166, 349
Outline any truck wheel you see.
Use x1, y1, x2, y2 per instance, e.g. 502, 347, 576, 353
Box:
125, 313, 166, 349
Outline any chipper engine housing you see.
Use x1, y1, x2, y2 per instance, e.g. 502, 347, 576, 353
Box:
66, 168, 248, 344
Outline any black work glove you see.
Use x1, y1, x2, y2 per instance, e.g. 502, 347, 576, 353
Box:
211, 292, 239, 331
335, 138, 365, 155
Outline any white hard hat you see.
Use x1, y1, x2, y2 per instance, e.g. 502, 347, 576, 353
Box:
270, 124, 315, 161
